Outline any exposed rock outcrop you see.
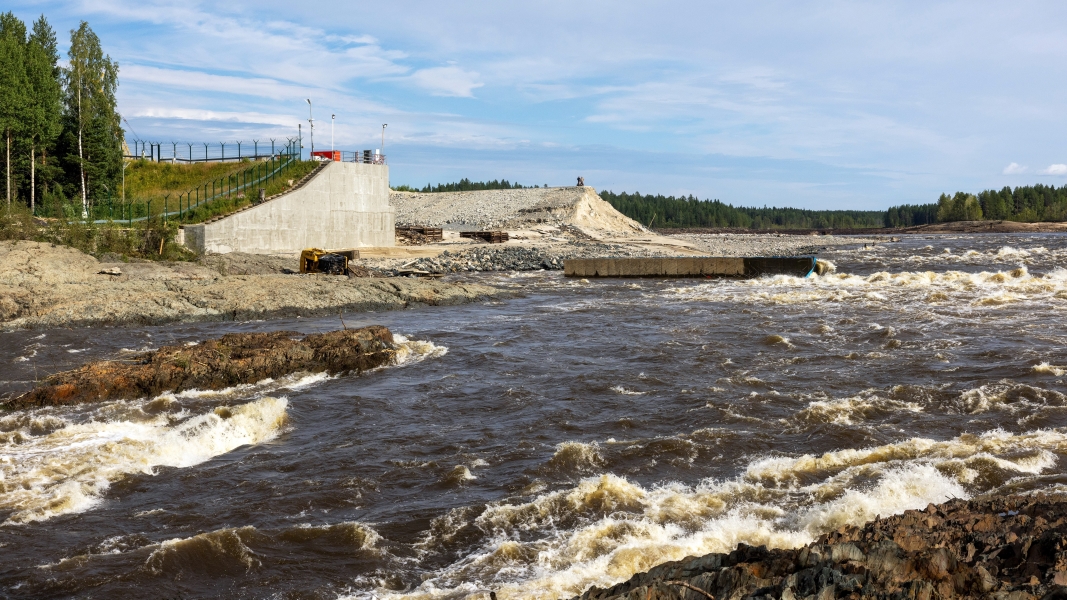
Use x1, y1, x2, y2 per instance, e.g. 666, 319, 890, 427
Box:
0, 241, 507, 330
574, 494, 1067, 600
4, 327, 396, 410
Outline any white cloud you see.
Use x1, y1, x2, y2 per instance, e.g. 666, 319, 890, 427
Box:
122, 65, 308, 100
1003, 162, 1028, 174
407, 66, 483, 98
130, 107, 298, 127
1041, 164, 1067, 175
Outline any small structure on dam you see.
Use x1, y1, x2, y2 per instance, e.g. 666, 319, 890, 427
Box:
183, 160, 394, 254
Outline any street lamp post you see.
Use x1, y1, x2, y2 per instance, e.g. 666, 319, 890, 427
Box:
381, 124, 387, 153
306, 99, 314, 156
331, 114, 335, 152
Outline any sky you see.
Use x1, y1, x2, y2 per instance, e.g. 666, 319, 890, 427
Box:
7, 0, 1067, 209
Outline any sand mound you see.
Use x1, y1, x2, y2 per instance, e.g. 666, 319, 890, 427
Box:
389, 187, 648, 238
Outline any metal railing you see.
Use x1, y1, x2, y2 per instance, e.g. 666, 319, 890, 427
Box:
87, 140, 303, 224
125, 138, 298, 163
312, 150, 387, 165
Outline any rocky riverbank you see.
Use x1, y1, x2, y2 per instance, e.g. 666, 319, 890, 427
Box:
0, 241, 507, 330
574, 493, 1067, 600
4, 327, 396, 410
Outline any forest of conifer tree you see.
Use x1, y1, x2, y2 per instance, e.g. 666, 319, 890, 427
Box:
0, 13, 121, 217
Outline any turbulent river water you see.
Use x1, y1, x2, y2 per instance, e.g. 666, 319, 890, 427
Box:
3, 233, 1067, 599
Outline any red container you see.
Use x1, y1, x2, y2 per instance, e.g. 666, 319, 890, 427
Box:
311, 150, 340, 161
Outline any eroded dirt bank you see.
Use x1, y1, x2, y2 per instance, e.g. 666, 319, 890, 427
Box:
574, 494, 1067, 600
4, 327, 396, 410
0, 241, 506, 330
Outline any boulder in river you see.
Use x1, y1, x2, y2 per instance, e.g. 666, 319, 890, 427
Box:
4, 326, 396, 410
574, 493, 1067, 600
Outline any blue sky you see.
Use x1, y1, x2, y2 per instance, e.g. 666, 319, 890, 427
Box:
8, 1, 1067, 209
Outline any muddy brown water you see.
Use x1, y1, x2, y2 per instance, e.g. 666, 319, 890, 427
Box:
2, 234, 1067, 599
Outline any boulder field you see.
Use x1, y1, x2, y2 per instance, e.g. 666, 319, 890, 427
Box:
574, 494, 1067, 600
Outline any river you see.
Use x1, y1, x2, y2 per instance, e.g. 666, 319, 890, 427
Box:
2, 233, 1067, 599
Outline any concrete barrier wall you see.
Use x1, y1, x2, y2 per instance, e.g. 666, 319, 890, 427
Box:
184, 161, 394, 254
564, 256, 816, 278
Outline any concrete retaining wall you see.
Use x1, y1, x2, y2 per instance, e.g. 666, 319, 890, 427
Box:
183, 161, 394, 254
564, 256, 817, 278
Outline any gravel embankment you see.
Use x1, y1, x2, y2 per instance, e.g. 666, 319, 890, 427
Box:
380, 234, 879, 275
390, 186, 646, 237
387, 242, 679, 274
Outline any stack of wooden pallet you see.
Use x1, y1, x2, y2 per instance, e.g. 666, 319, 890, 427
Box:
395, 226, 444, 241
459, 231, 509, 243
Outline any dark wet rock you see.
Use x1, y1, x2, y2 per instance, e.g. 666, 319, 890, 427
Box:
572, 494, 1067, 600
4, 326, 396, 410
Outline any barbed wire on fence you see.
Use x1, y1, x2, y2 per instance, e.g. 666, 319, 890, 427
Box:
124, 138, 299, 163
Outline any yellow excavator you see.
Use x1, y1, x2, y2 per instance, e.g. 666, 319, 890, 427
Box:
299, 248, 357, 275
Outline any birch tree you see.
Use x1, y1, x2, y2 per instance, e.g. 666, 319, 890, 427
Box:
64, 21, 119, 217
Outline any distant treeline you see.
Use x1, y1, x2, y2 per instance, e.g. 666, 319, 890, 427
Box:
600, 191, 885, 229
393, 180, 1067, 229
885, 184, 1067, 226
393, 178, 546, 193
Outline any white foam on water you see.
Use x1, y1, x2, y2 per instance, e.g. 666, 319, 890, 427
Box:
543, 441, 606, 475
0, 397, 288, 524
141, 521, 381, 576
796, 395, 924, 425
952, 381, 1067, 414
1033, 362, 1067, 377
393, 334, 449, 366
173, 371, 332, 400
663, 265, 1067, 310
381, 427, 1067, 600
610, 386, 645, 395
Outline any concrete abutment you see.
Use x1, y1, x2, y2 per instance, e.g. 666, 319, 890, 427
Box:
183, 161, 394, 254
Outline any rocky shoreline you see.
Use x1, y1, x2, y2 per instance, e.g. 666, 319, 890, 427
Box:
4, 327, 397, 410
0, 241, 507, 331
573, 493, 1067, 600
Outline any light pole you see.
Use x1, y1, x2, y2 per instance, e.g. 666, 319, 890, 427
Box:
381, 124, 387, 153
331, 114, 335, 152
306, 98, 314, 156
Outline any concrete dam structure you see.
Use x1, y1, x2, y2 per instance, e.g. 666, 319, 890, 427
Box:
183, 161, 394, 254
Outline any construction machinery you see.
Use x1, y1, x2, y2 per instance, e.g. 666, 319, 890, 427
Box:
299, 248, 358, 275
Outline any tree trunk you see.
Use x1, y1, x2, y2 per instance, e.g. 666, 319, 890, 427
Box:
5, 128, 10, 206
77, 84, 87, 218
30, 141, 35, 214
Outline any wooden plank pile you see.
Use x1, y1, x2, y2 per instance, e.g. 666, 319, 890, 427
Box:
395, 226, 443, 241
459, 231, 509, 243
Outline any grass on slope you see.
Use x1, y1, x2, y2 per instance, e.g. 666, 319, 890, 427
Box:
124, 160, 251, 204
175, 159, 320, 224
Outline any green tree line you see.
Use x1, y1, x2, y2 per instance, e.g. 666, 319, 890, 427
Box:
599, 190, 886, 229
885, 184, 1067, 226
394, 178, 547, 193
0, 13, 121, 217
